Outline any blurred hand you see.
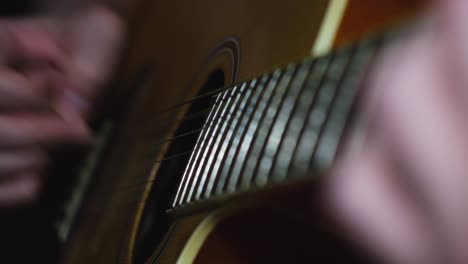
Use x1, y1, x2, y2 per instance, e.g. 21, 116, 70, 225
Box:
0, 5, 123, 206
327, 1, 468, 263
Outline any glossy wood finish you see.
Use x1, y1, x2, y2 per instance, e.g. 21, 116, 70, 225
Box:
63, 1, 425, 263
335, 0, 425, 46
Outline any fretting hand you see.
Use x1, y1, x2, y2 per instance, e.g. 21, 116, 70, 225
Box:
327, 0, 468, 263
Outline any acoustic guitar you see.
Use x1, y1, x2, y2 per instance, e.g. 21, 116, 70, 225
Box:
32, 0, 426, 263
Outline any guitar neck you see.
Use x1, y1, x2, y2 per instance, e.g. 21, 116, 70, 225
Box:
171, 30, 398, 210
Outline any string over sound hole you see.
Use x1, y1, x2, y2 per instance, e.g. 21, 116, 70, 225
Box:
133, 70, 225, 263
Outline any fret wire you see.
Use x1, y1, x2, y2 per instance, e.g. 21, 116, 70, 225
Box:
65, 29, 408, 221
144, 85, 236, 136
227, 63, 294, 190
170, 34, 387, 207
180, 81, 250, 203
204, 75, 262, 197
240, 56, 330, 190
216, 65, 295, 195
148, 87, 244, 140
269, 57, 328, 182
223, 64, 294, 192
196, 74, 269, 199
188, 79, 257, 203
246, 63, 299, 188
155, 91, 253, 147
289, 46, 352, 177
139, 34, 383, 133
215, 69, 286, 195
145, 82, 249, 140
312, 39, 379, 171
219, 70, 280, 194
227, 63, 299, 191
185, 82, 245, 203
180, 85, 243, 204
174, 88, 231, 206
152, 109, 244, 158
171, 92, 223, 207
149, 40, 380, 147
202, 74, 271, 198
201, 71, 266, 194
205, 69, 283, 198
266, 58, 316, 183
111, 43, 370, 197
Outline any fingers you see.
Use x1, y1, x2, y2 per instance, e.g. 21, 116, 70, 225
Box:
0, 68, 91, 147
0, 11, 113, 208
375, 32, 468, 262
434, 0, 468, 103
0, 172, 41, 207
0, 113, 90, 147
328, 138, 439, 263
436, 0, 468, 41
0, 148, 47, 207
0, 67, 91, 147
0, 6, 125, 116
5, 18, 66, 74
0, 148, 47, 176
0, 67, 50, 110
332, 28, 468, 263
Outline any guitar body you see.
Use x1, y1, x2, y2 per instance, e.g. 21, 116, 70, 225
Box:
63, 1, 423, 263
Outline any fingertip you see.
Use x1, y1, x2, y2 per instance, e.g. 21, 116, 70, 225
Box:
57, 107, 93, 143
0, 173, 41, 207
15, 175, 40, 203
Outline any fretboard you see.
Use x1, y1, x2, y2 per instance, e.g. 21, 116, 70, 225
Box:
172, 35, 382, 209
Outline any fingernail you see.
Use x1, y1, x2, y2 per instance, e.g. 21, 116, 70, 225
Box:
53, 102, 91, 141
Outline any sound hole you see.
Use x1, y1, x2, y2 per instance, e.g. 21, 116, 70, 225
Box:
132, 69, 225, 263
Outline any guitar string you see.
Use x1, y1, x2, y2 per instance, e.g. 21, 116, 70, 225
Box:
86, 50, 354, 198
73, 35, 387, 216
81, 96, 255, 200
71, 87, 258, 205
123, 85, 254, 149
133, 34, 388, 156
145, 88, 252, 144
81, 64, 315, 204
58, 32, 419, 264
128, 76, 300, 157
73, 83, 275, 209
129, 61, 317, 127
132, 24, 408, 127
128, 45, 395, 167
131, 79, 246, 129
56, 54, 391, 247
118, 44, 368, 145
53, 31, 410, 264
